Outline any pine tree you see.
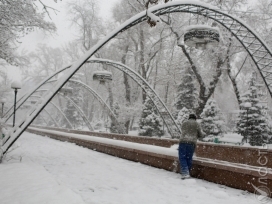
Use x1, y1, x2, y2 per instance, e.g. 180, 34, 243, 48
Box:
110, 102, 120, 133
139, 97, 164, 137
176, 107, 191, 126
175, 73, 197, 111
236, 77, 268, 146
200, 99, 225, 138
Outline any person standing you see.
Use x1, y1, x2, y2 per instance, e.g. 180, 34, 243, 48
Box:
179, 114, 203, 179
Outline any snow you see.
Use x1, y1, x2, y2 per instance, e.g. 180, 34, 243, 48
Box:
0, 131, 262, 204
11, 80, 22, 89
0, 162, 85, 204
147, 10, 161, 23
184, 25, 220, 32
220, 133, 243, 144
93, 70, 112, 75
29, 127, 177, 157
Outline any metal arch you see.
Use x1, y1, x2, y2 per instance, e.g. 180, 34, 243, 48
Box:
58, 93, 94, 131
35, 114, 49, 127
33, 90, 94, 131
161, 3, 272, 98
3, 67, 69, 119
3, 1, 272, 154
85, 59, 181, 138
30, 95, 73, 129
42, 108, 60, 128
68, 80, 126, 134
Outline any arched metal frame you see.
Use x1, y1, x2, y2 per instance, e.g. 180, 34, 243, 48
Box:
3, 67, 70, 119
36, 114, 49, 127
42, 108, 60, 128
31, 91, 94, 131
58, 92, 94, 131
4, 77, 123, 133
30, 95, 73, 129
2, 1, 272, 154
68, 80, 126, 134
86, 59, 181, 138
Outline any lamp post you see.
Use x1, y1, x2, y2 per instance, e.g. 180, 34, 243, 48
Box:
11, 80, 22, 127
244, 102, 252, 143
0, 98, 7, 118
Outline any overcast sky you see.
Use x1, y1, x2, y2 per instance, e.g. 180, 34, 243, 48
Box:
20, 0, 120, 52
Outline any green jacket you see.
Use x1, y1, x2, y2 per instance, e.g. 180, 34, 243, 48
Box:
179, 119, 203, 144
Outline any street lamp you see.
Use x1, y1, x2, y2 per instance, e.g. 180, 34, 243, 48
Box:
244, 102, 252, 143
0, 98, 7, 118
11, 80, 22, 127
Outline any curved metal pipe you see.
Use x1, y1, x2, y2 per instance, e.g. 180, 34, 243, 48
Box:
30, 95, 73, 129
58, 93, 94, 131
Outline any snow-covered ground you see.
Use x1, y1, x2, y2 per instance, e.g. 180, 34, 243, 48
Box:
0, 132, 264, 204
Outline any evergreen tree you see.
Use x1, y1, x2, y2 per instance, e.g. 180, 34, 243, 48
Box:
175, 73, 197, 111
176, 107, 191, 126
110, 102, 121, 133
200, 99, 225, 138
236, 77, 268, 146
139, 97, 164, 137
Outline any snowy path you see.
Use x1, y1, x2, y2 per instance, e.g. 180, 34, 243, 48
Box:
0, 132, 263, 204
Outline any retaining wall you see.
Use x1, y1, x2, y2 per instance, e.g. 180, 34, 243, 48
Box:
27, 127, 272, 197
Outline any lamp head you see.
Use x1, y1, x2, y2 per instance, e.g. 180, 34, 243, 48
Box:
11, 80, 22, 89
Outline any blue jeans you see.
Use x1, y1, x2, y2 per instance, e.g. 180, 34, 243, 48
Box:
178, 143, 195, 175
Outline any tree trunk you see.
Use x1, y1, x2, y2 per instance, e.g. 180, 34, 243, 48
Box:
139, 27, 147, 102
122, 44, 131, 133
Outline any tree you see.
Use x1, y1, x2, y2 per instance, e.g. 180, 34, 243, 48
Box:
0, 0, 56, 65
175, 72, 197, 111
236, 76, 268, 146
110, 102, 120, 133
23, 44, 64, 80
200, 99, 225, 138
175, 107, 191, 126
67, 0, 104, 51
139, 97, 164, 137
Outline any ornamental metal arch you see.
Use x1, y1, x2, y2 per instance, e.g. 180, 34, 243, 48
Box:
2, 0, 272, 154
85, 59, 181, 139
29, 95, 73, 129
68, 79, 126, 134
57, 93, 94, 131
42, 108, 60, 128
3, 66, 70, 119
3, 75, 124, 133
28, 91, 95, 131
35, 114, 49, 127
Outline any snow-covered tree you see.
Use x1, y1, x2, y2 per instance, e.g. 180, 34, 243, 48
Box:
110, 102, 120, 133
0, 0, 56, 65
236, 77, 268, 146
175, 73, 197, 111
175, 107, 191, 126
139, 97, 164, 137
200, 99, 225, 138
